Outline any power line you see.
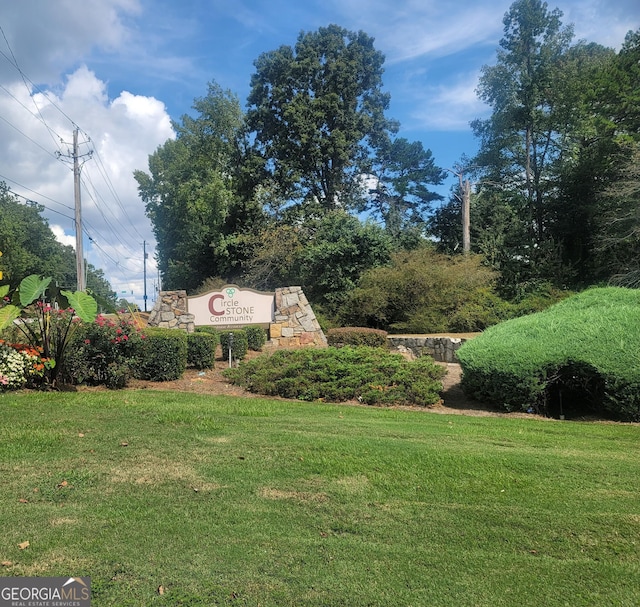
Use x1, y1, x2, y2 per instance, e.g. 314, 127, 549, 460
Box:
0, 24, 64, 153
0, 112, 60, 159
0, 30, 153, 293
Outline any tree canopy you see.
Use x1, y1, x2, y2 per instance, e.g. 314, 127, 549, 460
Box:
0, 182, 116, 306
135, 12, 639, 331
246, 24, 397, 214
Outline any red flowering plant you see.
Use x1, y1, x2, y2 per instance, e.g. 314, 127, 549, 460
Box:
63, 313, 146, 388
0, 275, 97, 388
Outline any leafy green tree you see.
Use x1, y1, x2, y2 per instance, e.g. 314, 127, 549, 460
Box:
0, 183, 115, 307
246, 24, 396, 213
135, 82, 266, 291
472, 0, 574, 265
297, 211, 393, 316
367, 137, 445, 238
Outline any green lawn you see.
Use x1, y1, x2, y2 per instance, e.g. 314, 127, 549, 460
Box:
1, 390, 639, 606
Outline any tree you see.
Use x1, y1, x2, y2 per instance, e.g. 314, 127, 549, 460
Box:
342, 247, 506, 333
595, 145, 640, 287
135, 82, 267, 291
296, 211, 393, 316
366, 137, 445, 239
246, 24, 396, 213
0, 183, 115, 307
472, 0, 574, 254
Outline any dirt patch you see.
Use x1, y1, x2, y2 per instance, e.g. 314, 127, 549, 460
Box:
258, 487, 328, 503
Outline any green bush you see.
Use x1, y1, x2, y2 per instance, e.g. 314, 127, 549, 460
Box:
220, 330, 248, 361
342, 248, 504, 333
457, 287, 640, 421
326, 327, 388, 348
224, 346, 446, 406
187, 332, 217, 369
244, 326, 267, 351
195, 326, 220, 340
135, 328, 187, 381
64, 314, 146, 389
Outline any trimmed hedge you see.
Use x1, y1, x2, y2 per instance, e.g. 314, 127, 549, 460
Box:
457, 287, 640, 421
187, 332, 217, 369
224, 346, 446, 406
245, 326, 267, 351
220, 330, 249, 361
326, 327, 388, 348
135, 327, 187, 381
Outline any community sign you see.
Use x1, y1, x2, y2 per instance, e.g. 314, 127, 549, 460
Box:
187, 285, 275, 327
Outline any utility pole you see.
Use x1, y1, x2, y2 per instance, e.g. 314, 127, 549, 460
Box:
73, 128, 85, 291
143, 240, 148, 312
58, 128, 92, 291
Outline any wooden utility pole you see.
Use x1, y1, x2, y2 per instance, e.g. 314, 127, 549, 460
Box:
143, 240, 148, 312
460, 175, 471, 255
58, 128, 92, 291
72, 128, 85, 292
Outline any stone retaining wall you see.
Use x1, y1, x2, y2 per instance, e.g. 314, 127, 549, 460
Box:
387, 335, 469, 363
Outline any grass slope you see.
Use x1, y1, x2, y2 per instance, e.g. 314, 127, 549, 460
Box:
457, 287, 640, 420
1, 390, 639, 606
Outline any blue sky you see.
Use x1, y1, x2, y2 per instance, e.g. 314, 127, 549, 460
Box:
0, 0, 637, 306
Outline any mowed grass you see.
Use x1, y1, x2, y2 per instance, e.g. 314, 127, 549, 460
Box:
1, 390, 639, 606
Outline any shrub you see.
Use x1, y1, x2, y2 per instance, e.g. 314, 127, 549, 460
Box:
195, 326, 220, 338
224, 346, 446, 406
64, 314, 146, 389
342, 247, 504, 333
244, 326, 267, 351
220, 330, 248, 361
457, 287, 640, 421
327, 327, 388, 348
187, 332, 217, 369
135, 328, 187, 381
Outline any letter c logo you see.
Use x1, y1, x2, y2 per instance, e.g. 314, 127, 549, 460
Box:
208, 294, 225, 316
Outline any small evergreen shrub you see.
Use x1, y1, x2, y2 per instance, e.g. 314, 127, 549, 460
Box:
220, 330, 248, 361
224, 346, 446, 406
195, 326, 220, 342
187, 332, 217, 369
244, 326, 267, 351
135, 327, 187, 381
457, 287, 640, 421
327, 327, 388, 348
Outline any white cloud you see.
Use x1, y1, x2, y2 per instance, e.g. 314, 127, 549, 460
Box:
0, 65, 174, 306
398, 71, 490, 132
50, 224, 76, 249
0, 0, 141, 84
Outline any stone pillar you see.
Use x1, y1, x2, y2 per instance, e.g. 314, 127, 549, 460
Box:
147, 290, 195, 333
269, 286, 327, 347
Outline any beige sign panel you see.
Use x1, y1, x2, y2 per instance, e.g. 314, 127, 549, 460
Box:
187, 285, 275, 326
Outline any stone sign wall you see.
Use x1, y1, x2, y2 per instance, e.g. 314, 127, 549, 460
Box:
147, 290, 195, 333
147, 286, 326, 347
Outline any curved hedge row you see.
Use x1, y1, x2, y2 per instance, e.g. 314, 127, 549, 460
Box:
224, 346, 446, 406
457, 287, 640, 421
